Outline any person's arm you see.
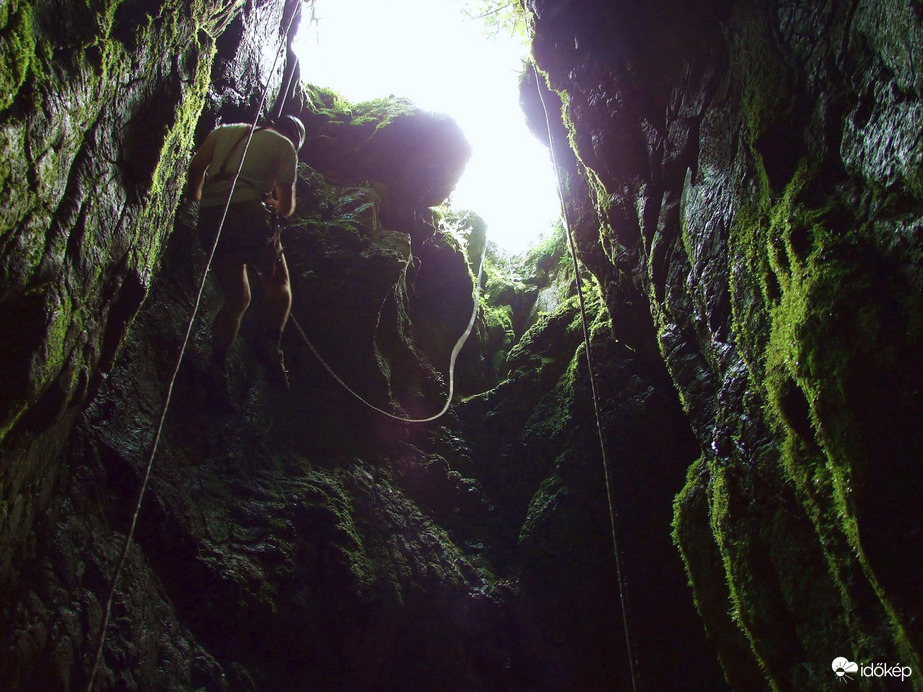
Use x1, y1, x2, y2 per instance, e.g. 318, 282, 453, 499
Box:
269, 180, 296, 217
261, 142, 297, 216
271, 145, 298, 217
186, 134, 217, 201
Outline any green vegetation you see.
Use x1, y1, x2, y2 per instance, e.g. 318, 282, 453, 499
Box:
433, 206, 477, 257
435, 208, 584, 382
0, 0, 36, 111
707, 55, 921, 683
520, 221, 570, 281
304, 83, 419, 132
133, 30, 216, 281
732, 161, 919, 666
672, 459, 767, 690
304, 83, 354, 121
0, 0, 226, 447
352, 96, 418, 130
457, 0, 529, 45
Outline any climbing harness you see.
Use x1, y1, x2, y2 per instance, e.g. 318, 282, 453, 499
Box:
532, 63, 639, 692
83, 4, 304, 690
289, 234, 487, 424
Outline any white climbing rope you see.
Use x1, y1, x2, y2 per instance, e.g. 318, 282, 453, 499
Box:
532, 62, 639, 692
83, 4, 304, 690
289, 235, 486, 424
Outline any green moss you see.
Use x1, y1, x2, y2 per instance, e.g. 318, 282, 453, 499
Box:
0, 1, 36, 112
483, 302, 513, 336
303, 467, 380, 596
133, 31, 216, 282
304, 83, 353, 119
519, 360, 575, 442
671, 459, 760, 690
762, 227, 919, 664
2, 1, 223, 447
303, 84, 419, 133
436, 223, 466, 256
580, 282, 608, 335
728, 139, 921, 673
522, 220, 571, 281
716, 11, 923, 664
44, 291, 76, 374
672, 460, 704, 589
352, 96, 418, 130
705, 465, 773, 681
0, 290, 83, 441
519, 471, 566, 545
732, 7, 791, 150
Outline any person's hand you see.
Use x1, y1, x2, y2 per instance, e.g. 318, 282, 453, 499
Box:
262, 192, 279, 212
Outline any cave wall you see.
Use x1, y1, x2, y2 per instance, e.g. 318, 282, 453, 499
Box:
526, 0, 922, 687
0, 152, 501, 690
0, 0, 297, 603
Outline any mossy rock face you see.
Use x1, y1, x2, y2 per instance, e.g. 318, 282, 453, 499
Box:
0, 0, 300, 682
526, 0, 923, 686
4, 0, 921, 688
452, 286, 716, 689
673, 459, 767, 690
0, 0, 264, 606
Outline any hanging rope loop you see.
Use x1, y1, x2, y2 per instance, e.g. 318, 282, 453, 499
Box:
289, 233, 486, 424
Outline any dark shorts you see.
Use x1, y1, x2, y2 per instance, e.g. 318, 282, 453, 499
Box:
198, 200, 282, 267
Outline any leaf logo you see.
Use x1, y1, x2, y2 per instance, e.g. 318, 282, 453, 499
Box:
832, 657, 859, 681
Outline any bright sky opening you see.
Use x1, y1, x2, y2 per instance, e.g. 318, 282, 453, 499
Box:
292, 0, 562, 255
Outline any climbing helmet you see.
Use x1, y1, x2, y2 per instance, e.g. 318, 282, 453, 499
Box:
276, 114, 305, 152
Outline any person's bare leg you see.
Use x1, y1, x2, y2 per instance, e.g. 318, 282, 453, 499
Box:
259, 252, 291, 336
257, 253, 291, 388
212, 255, 251, 365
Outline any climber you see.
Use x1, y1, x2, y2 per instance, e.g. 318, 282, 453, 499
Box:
185, 114, 305, 397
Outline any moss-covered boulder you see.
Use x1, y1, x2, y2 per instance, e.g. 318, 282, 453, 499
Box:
299, 87, 472, 244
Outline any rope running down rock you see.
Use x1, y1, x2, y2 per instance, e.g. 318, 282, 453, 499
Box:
83, 4, 303, 690
532, 62, 639, 692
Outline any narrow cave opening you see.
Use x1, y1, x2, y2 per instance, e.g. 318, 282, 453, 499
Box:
292, 0, 562, 256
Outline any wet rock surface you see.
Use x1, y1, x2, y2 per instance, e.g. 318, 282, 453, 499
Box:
0, 0, 295, 608
528, 0, 922, 687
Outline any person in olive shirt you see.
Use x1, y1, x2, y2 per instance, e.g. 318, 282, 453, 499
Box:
186, 114, 305, 396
